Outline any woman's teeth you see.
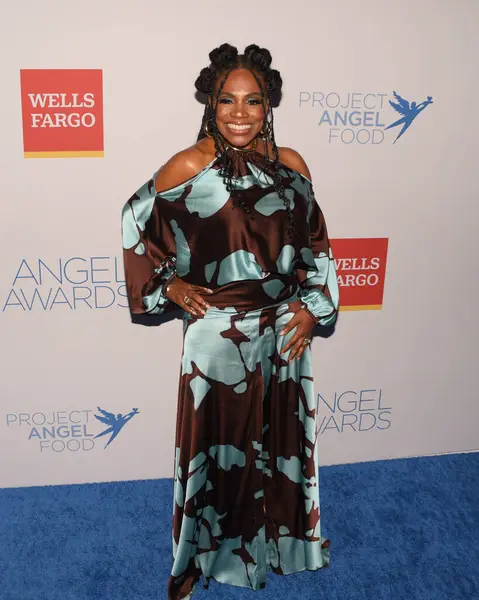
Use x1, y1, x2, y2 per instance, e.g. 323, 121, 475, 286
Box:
227, 124, 252, 132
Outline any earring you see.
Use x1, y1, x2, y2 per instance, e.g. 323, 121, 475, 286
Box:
260, 121, 271, 140
204, 120, 214, 138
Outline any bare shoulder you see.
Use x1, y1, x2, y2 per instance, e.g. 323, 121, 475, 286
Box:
154, 140, 214, 193
277, 147, 312, 181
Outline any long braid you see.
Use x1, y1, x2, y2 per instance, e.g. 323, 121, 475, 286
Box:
197, 106, 209, 144
268, 105, 296, 238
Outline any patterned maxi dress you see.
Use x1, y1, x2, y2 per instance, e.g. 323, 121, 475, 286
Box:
121, 148, 340, 600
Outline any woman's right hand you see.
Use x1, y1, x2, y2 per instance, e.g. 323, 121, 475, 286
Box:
165, 276, 214, 318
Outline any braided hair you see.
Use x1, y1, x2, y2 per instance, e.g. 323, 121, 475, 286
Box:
194, 43, 296, 238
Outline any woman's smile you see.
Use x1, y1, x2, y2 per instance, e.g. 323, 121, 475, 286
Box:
225, 123, 253, 134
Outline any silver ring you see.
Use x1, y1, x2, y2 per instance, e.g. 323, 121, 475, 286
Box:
303, 338, 311, 345
184, 295, 190, 305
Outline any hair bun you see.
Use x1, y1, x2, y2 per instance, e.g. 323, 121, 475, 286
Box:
194, 67, 215, 94
244, 44, 272, 71
266, 69, 282, 94
209, 43, 238, 70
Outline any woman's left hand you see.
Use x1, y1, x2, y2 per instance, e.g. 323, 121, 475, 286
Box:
280, 300, 317, 362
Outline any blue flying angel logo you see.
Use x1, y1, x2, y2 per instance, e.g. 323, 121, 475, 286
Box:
385, 91, 433, 143
94, 406, 139, 448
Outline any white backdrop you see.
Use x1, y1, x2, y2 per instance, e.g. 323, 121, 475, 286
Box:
1, 0, 478, 488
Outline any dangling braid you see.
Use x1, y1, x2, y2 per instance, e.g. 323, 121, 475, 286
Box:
194, 43, 297, 238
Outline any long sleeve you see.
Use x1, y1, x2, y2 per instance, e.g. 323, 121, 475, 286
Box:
295, 185, 339, 327
121, 175, 178, 324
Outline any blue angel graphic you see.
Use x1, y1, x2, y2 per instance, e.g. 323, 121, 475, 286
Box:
94, 406, 139, 448
385, 91, 433, 143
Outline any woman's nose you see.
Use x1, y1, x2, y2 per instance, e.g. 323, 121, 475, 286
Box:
230, 103, 248, 118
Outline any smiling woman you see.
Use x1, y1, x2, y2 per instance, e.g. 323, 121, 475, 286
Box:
121, 43, 340, 600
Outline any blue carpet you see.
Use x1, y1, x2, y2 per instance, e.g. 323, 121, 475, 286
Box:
1, 452, 478, 600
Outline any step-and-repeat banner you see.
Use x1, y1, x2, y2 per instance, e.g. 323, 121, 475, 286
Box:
1, 0, 477, 488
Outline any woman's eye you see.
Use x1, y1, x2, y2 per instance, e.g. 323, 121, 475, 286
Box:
217, 98, 261, 105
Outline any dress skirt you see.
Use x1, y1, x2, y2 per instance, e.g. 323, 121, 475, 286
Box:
168, 292, 330, 600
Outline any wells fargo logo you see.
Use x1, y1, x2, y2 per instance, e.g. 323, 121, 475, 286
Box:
331, 238, 388, 311
20, 69, 104, 158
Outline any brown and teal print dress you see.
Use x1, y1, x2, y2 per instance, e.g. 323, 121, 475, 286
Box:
121, 149, 340, 599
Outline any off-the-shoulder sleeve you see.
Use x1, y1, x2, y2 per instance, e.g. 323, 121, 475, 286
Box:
295, 183, 340, 327
121, 174, 178, 324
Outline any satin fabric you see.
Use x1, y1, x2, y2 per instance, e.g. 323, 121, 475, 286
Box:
121, 149, 339, 599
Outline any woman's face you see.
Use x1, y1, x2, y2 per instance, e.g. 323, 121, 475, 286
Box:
213, 68, 266, 149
